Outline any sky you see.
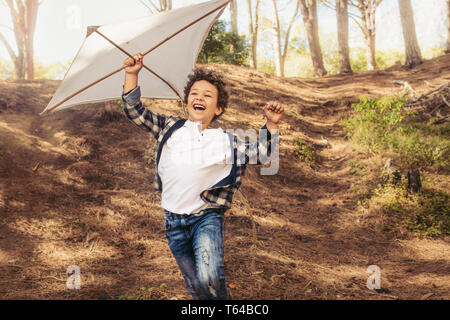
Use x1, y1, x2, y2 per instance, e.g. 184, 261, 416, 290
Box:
0, 0, 447, 64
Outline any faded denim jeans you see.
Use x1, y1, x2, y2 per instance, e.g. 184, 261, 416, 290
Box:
164, 209, 228, 300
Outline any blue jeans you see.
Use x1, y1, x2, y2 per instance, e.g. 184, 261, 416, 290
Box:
164, 209, 228, 300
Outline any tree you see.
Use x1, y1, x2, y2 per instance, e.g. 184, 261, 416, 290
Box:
446, 0, 450, 53
336, 0, 352, 73
230, 0, 238, 34
0, 0, 40, 80
271, 0, 301, 77
299, 0, 327, 76
348, 0, 383, 71
398, 0, 422, 68
247, 0, 262, 68
198, 20, 249, 66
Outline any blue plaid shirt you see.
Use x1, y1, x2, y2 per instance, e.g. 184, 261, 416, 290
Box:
121, 86, 278, 210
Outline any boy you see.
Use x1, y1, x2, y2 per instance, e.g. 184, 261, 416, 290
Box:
121, 53, 283, 300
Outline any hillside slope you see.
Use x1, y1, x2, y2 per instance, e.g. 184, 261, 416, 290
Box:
0, 54, 449, 299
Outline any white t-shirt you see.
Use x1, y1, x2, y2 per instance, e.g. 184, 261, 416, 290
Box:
158, 120, 233, 214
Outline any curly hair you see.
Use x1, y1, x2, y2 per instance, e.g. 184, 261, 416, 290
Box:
183, 68, 229, 121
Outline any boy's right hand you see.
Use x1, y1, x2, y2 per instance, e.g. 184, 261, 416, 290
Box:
124, 53, 143, 74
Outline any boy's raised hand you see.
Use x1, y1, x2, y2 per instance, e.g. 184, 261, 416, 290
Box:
124, 53, 144, 74
265, 101, 284, 125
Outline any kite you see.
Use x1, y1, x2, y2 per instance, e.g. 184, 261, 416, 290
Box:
40, 0, 231, 115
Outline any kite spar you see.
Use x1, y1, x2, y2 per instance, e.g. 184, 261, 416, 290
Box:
41, 0, 231, 115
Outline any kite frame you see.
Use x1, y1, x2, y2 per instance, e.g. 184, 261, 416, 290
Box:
41, 0, 231, 115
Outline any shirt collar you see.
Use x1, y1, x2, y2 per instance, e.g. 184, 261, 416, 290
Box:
184, 120, 224, 133
184, 120, 202, 133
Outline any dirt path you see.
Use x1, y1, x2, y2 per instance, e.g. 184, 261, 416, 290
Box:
0, 55, 449, 299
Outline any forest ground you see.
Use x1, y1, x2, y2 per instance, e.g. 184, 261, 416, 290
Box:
0, 54, 449, 300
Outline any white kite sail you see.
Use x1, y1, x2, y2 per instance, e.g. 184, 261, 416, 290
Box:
41, 0, 230, 115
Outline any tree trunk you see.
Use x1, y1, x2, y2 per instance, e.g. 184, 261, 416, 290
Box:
230, 0, 238, 34
365, 29, 377, 70
446, 0, 450, 53
159, 0, 172, 11
299, 0, 327, 77
407, 168, 422, 193
364, 3, 377, 70
247, 0, 261, 69
0, 29, 23, 79
349, 0, 382, 71
1, 0, 39, 80
271, 0, 284, 77
398, 0, 422, 68
272, 0, 301, 77
26, 0, 39, 80
336, 0, 352, 74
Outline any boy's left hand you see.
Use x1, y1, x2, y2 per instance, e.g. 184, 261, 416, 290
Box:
265, 101, 284, 124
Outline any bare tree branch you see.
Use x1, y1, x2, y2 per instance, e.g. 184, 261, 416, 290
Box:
321, 0, 336, 11
138, 0, 155, 13
0, 31, 17, 61
322, 0, 362, 21
283, 0, 301, 59
349, 12, 364, 33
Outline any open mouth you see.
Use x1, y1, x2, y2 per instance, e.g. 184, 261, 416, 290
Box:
193, 104, 206, 111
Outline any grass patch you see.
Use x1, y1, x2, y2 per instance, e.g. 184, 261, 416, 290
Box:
349, 160, 367, 177
369, 181, 449, 237
340, 96, 449, 171
342, 96, 450, 236
293, 138, 316, 164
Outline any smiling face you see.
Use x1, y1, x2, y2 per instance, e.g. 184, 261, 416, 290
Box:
186, 80, 223, 129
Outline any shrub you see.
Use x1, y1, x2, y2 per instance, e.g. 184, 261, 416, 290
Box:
293, 138, 316, 164
342, 96, 450, 237
198, 20, 249, 66
372, 183, 449, 237
340, 96, 449, 170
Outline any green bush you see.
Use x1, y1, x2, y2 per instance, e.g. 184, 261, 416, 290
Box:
374, 183, 449, 237
342, 96, 450, 236
198, 20, 249, 66
340, 96, 449, 170
293, 138, 316, 164
341, 96, 408, 150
